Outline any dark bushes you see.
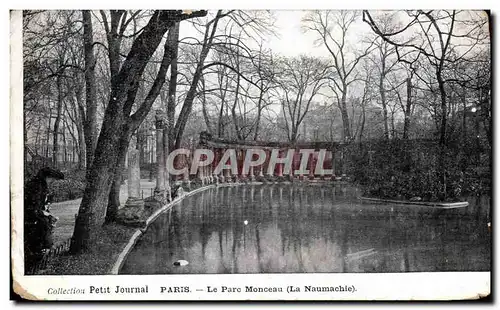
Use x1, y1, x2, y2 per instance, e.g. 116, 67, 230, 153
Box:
349, 139, 490, 202
49, 169, 86, 202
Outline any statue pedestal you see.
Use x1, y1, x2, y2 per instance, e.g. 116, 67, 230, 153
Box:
117, 197, 145, 227
152, 187, 171, 204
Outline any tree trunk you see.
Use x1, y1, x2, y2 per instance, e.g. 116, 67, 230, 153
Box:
174, 11, 222, 149
77, 117, 86, 169
137, 128, 146, 165
45, 107, 52, 158
105, 132, 130, 223
379, 75, 389, 139
359, 97, 366, 145
339, 89, 351, 142
62, 116, 68, 166
53, 75, 64, 167
166, 22, 179, 151
231, 68, 242, 140
391, 110, 396, 139
253, 91, 264, 141
72, 139, 76, 164
34, 119, 41, 154
71, 10, 207, 253
217, 69, 229, 138
402, 78, 412, 140
290, 125, 298, 143
436, 72, 448, 199
218, 94, 225, 138
200, 75, 213, 134
72, 78, 87, 169
437, 75, 447, 146
71, 109, 126, 252
82, 10, 98, 177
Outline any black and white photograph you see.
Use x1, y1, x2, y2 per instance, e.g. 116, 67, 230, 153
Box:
10, 7, 491, 300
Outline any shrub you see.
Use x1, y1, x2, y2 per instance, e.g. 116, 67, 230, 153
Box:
49, 169, 86, 202
349, 139, 490, 202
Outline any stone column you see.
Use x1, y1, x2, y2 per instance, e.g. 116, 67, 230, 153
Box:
318, 150, 325, 180
163, 127, 171, 202
238, 149, 248, 181
125, 149, 144, 208
210, 149, 215, 183
321, 149, 331, 181
213, 148, 219, 184
309, 150, 316, 180
258, 153, 265, 177
182, 153, 191, 189
206, 158, 211, 184
203, 164, 208, 184
196, 151, 204, 185
277, 149, 284, 177
331, 148, 336, 180
218, 149, 224, 183
154, 110, 166, 199
231, 150, 238, 182
249, 166, 255, 182
224, 166, 231, 182
368, 150, 374, 167
340, 149, 346, 178
266, 150, 273, 178
290, 149, 298, 180
234, 149, 242, 182
200, 165, 205, 185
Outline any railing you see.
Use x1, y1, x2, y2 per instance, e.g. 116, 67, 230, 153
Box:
29, 237, 72, 275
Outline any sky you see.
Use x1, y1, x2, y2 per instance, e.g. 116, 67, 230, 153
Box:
178, 10, 369, 59
177, 9, 380, 64
265, 11, 324, 57
265, 10, 375, 58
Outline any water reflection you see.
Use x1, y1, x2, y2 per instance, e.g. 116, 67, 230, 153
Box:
120, 185, 491, 274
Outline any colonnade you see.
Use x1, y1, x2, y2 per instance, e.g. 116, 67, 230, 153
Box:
127, 121, 346, 205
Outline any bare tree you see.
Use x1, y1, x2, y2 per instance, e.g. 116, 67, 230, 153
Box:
172, 10, 276, 147
71, 10, 208, 253
81, 10, 98, 175
303, 10, 374, 142
367, 17, 404, 138
277, 55, 328, 143
363, 10, 489, 145
251, 44, 279, 140
172, 10, 226, 149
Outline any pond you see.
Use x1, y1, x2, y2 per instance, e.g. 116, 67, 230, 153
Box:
120, 184, 491, 274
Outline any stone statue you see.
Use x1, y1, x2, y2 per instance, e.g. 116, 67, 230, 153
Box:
24, 167, 64, 273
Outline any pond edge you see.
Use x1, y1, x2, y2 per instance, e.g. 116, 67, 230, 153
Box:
110, 182, 244, 275
359, 197, 469, 208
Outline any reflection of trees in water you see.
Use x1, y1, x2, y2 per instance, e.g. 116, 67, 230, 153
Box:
200, 191, 209, 260
254, 223, 263, 271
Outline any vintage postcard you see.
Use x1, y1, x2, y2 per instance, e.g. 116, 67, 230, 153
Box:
11, 8, 491, 301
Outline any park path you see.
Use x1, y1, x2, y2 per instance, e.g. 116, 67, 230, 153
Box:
49, 180, 156, 244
